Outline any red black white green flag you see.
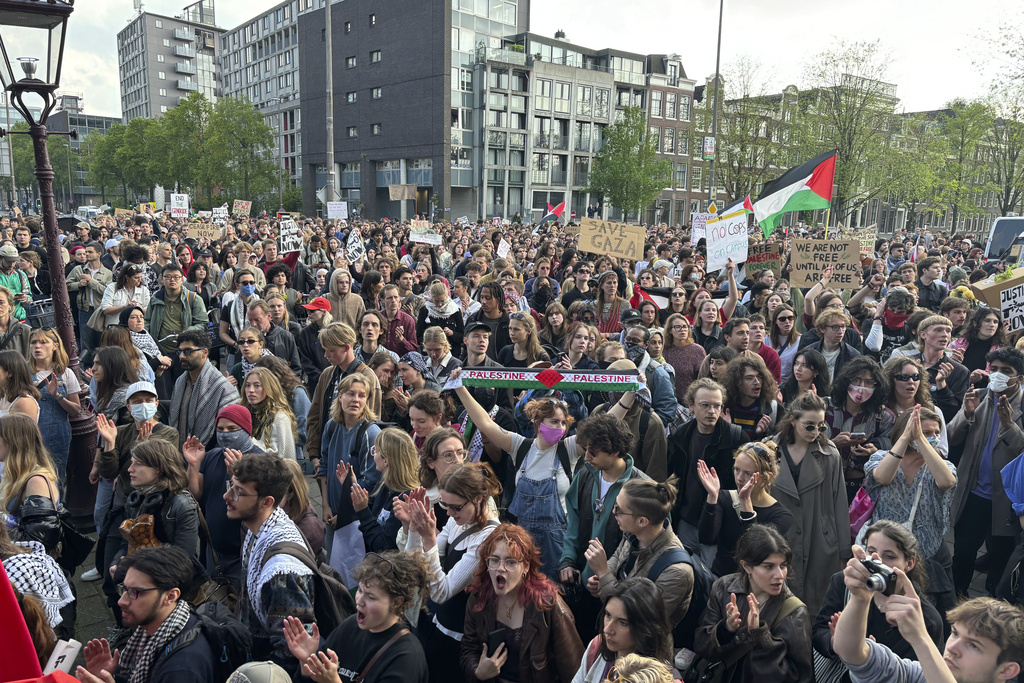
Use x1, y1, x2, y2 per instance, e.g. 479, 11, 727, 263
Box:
752, 150, 837, 237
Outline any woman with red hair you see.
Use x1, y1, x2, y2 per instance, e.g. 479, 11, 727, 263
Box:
461, 523, 583, 683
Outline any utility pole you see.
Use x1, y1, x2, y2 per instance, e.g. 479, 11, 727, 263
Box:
324, 0, 336, 208
707, 0, 724, 206
269, 96, 285, 211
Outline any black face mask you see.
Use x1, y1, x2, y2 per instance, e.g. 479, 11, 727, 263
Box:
597, 360, 611, 370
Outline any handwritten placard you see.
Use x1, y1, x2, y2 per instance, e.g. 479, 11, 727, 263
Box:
578, 218, 643, 261
279, 219, 302, 253
706, 211, 749, 272
170, 194, 189, 219
114, 208, 134, 222
327, 201, 347, 220
1000, 281, 1024, 333
411, 221, 442, 245
690, 212, 713, 243
790, 239, 861, 289
497, 239, 511, 259
745, 242, 783, 276
188, 224, 220, 241
232, 199, 252, 217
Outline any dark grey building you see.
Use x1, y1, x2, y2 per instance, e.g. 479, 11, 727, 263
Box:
298, 0, 530, 219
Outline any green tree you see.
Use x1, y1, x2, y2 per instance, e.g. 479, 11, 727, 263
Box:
879, 115, 944, 230
80, 129, 115, 204
207, 96, 278, 202
935, 98, 995, 230
147, 92, 213, 198
797, 39, 898, 224
10, 122, 71, 199
587, 106, 672, 218
117, 117, 159, 203
988, 84, 1024, 217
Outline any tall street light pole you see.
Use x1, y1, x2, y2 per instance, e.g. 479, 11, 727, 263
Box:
707, 0, 724, 206
269, 95, 285, 212
324, 0, 336, 211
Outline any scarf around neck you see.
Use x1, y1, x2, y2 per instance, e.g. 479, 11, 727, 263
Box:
119, 599, 192, 683
425, 298, 460, 320
242, 507, 311, 626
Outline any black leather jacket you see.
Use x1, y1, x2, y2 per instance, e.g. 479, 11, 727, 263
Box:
117, 489, 201, 562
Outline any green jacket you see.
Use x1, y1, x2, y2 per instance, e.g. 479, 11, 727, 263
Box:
145, 287, 208, 346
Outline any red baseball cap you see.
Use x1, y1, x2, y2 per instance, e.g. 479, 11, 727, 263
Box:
302, 297, 331, 312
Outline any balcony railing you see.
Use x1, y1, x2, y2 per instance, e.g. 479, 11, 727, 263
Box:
550, 170, 568, 185
573, 171, 589, 186
531, 170, 549, 185
173, 28, 193, 41
176, 79, 199, 91
175, 62, 196, 75
174, 46, 196, 58
476, 47, 528, 66
508, 170, 525, 184
533, 134, 550, 148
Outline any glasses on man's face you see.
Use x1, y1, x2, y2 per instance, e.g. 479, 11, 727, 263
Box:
826, 325, 847, 333
117, 584, 161, 601
696, 401, 723, 412
225, 482, 259, 501
611, 505, 637, 518
178, 347, 203, 357
164, 275, 182, 283
486, 556, 522, 571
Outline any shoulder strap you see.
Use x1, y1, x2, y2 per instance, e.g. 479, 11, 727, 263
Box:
556, 440, 573, 480
353, 628, 411, 683
263, 540, 316, 571
647, 547, 692, 582
584, 635, 603, 673
450, 518, 499, 549
577, 466, 596, 514
514, 438, 534, 469
772, 596, 804, 628
727, 490, 741, 515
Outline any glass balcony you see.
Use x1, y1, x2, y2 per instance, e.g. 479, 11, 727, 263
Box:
174, 46, 196, 58
174, 62, 196, 75
176, 80, 199, 91
173, 28, 193, 41
550, 170, 568, 185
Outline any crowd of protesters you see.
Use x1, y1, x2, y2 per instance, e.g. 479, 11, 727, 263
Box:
0, 207, 1022, 683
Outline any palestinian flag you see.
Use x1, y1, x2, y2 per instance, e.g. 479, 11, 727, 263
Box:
630, 285, 673, 311
719, 195, 754, 215
753, 150, 837, 237
539, 201, 566, 225
458, 367, 639, 392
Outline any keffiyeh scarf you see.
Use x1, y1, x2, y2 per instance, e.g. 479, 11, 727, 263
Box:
424, 297, 460, 320
119, 599, 192, 683
242, 507, 311, 627
130, 330, 161, 359
3, 541, 74, 627
241, 348, 273, 377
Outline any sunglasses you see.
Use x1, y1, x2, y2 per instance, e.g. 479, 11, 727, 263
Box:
801, 422, 828, 434
438, 498, 470, 512
894, 373, 921, 382
776, 315, 794, 322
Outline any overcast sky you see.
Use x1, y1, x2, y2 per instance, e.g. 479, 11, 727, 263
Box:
55, 0, 1019, 119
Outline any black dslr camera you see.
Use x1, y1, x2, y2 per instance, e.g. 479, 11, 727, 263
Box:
860, 558, 898, 596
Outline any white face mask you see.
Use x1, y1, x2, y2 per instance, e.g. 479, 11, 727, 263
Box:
989, 372, 1012, 393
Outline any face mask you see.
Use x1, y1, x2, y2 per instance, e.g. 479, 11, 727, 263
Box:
778, 291, 790, 302
240, 284, 255, 297
217, 429, 254, 452
130, 403, 157, 422
170, 240, 178, 247
915, 435, 941, 452
884, 309, 911, 328
690, 273, 700, 281
989, 372, 1012, 393
847, 385, 874, 403
537, 423, 566, 444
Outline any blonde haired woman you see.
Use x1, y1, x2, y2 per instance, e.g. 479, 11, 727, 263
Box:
240, 366, 298, 460
662, 313, 705, 401
422, 325, 462, 385
0, 415, 61, 553
28, 329, 81, 492
338, 427, 420, 553
417, 281, 465, 358
498, 312, 549, 367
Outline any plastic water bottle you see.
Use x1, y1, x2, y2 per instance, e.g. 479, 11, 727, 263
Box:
0, 511, 17, 530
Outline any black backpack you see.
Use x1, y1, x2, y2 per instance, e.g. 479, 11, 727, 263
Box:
263, 540, 357, 636
514, 437, 575, 480
647, 546, 715, 650
155, 601, 252, 683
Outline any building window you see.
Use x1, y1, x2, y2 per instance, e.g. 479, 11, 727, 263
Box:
664, 128, 675, 155
346, 56, 356, 68
651, 91, 663, 117
370, 50, 381, 63
155, 19, 163, 28
347, 91, 357, 103
595, 88, 610, 118
679, 133, 689, 156
534, 79, 551, 111
372, 87, 382, 99
159, 88, 167, 96
679, 95, 691, 120
347, 126, 357, 138
157, 54, 164, 62
676, 164, 687, 188
161, 105, 168, 113
666, 93, 677, 119
158, 71, 165, 79
369, 14, 375, 26
371, 123, 381, 135
344, 21, 351, 33
691, 166, 702, 191
554, 82, 570, 114
649, 126, 660, 150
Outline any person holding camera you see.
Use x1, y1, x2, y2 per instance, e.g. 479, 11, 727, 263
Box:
833, 543, 1024, 683
812, 521, 943, 681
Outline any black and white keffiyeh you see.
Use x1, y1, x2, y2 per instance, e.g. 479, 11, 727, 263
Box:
241, 348, 273, 377
119, 599, 192, 683
242, 507, 312, 627
3, 540, 74, 627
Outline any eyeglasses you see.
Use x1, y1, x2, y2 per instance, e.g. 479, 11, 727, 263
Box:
801, 422, 828, 434
611, 505, 637, 517
696, 401, 723, 412
510, 312, 528, 321
365, 552, 394, 576
436, 449, 466, 464
238, 339, 260, 346
238, 281, 255, 287
671, 325, 688, 332
438, 498, 470, 512
178, 347, 202, 357
486, 556, 522, 571
117, 584, 161, 601
671, 292, 686, 297
826, 325, 847, 333
894, 373, 921, 382
163, 275, 182, 282
225, 482, 259, 500
776, 315, 794, 322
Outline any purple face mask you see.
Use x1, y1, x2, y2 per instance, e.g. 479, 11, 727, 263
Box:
537, 423, 566, 445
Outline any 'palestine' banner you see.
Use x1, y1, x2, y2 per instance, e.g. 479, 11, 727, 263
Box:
458, 367, 639, 392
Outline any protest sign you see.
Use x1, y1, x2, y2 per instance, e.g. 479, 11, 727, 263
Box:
138, 202, 156, 214
578, 218, 643, 261
212, 205, 228, 224
456, 216, 469, 226
790, 239, 861, 288
188, 224, 220, 241
278, 219, 302, 253
232, 199, 251, 217
855, 224, 878, 259
497, 239, 511, 259
745, 242, 783, 276
327, 201, 347, 220
705, 211, 749, 272
690, 212, 712, 243
411, 221, 442, 245
972, 271, 1024, 333
346, 227, 365, 261
170, 194, 189, 219
113, 208, 134, 222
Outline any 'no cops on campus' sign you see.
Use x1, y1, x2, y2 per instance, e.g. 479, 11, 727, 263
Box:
705, 211, 748, 272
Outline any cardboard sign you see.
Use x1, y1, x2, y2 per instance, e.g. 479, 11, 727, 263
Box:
456, 216, 469, 226
188, 224, 220, 241
1010, 245, 1022, 261
578, 218, 643, 261
170, 194, 189, 219
410, 220, 431, 229
232, 199, 252, 217
138, 202, 156, 214
411, 222, 442, 245
388, 184, 417, 201
691, 212, 713, 243
790, 239, 861, 289
855, 224, 878, 259
113, 208, 134, 222
212, 205, 228, 224
327, 201, 348, 220
745, 242, 784, 276
279, 219, 302, 254
346, 228, 365, 261
706, 211, 749, 272
972, 271, 1024, 333
497, 239, 511, 259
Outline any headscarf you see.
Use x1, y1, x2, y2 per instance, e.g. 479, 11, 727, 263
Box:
399, 351, 429, 377
119, 305, 161, 359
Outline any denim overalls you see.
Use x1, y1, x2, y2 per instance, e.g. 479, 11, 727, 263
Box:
36, 373, 72, 494
508, 450, 566, 578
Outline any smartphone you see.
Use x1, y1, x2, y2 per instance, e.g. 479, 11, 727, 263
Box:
851, 432, 867, 439
487, 627, 507, 655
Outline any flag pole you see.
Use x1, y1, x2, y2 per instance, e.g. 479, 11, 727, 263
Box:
825, 205, 832, 240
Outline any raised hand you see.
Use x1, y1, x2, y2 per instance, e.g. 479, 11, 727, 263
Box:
350, 481, 370, 512
82, 638, 119, 676
283, 616, 321, 664
223, 448, 244, 475
935, 362, 953, 390
584, 537, 609, 576
475, 643, 508, 680
335, 461, 354, 486
95, 414, 118, 450
725, 593, 743, 633
696, 459, 721, 502
737, 472, 758, 503
137, 421, 153, 442
182, 436, 205, 469
828, 611, 842, 636
746, 594, 761, 631
303, 650, 342, 683
755, 413, 773, 435
963, 386, 980, 419
881, 567, 930, 643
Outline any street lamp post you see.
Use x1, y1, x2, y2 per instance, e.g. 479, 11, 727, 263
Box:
0, 0, 97, 522
269, 95, 285, 212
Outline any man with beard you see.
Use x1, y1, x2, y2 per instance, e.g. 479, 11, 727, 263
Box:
228, 453, 316, 676
168, 331, 237, 449
75, 546, 217, 683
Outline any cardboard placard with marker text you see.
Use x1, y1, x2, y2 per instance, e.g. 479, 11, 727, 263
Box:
790, 239, 861, 289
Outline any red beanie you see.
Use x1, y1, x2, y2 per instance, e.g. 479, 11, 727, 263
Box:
217, 404, 253, 435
